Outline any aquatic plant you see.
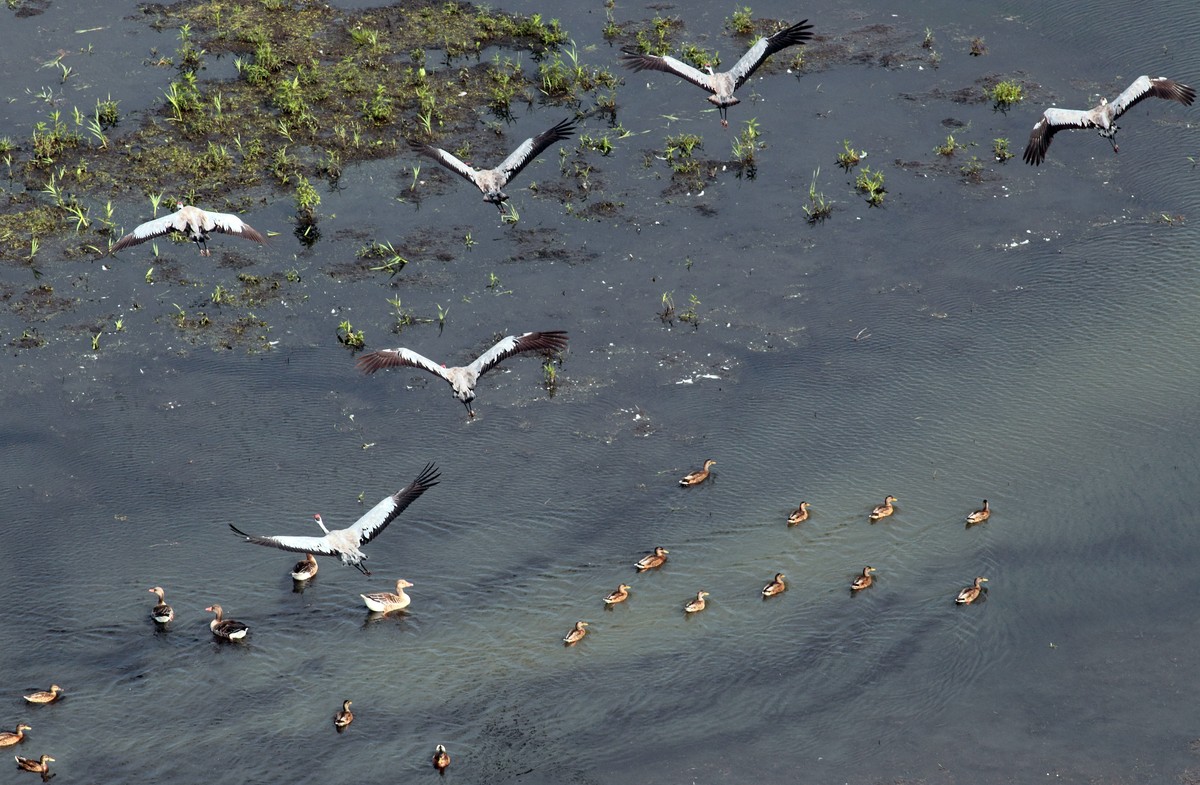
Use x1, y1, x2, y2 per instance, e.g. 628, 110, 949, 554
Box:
360, 241, 408, 276
993, 137, 1013, 162
602, 0, 620, 39
681, 43, 719, 71
664, 132, 703, 179
802, 168, 832, 223
989, 80, 1023, 109
855, 166, 886, 206
836, 139, 866, 171
337, 319, 366, 349
728, 6, 755, 36
960, 156, 984, 182
731, 118, 761, 175
934, 133, 965, 157
679, 294, 701, 327
922, 28, 934, 49
633, 16, 678, 56
579, 133, 614, 156
659, 291, 676, 323
294, 175, 320, 228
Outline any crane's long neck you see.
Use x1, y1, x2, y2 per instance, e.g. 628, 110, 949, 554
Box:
313, 514, 330, 534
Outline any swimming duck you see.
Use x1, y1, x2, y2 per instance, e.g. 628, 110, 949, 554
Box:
0, 725, 31, 748
433, 744, 450, 772
966, 500, 990, 525
333, 700, 353, 730
562, 621, 589, 645
360, 579, 414, 613
634, 547, 669, 571
147, 586, 174, 624
291, 553, 319, 581
603, 584, 631, 606
684, 590, 710, 613
851, 566, 877, 591
204, 605, 249, 640
761, 573, 787, 598
679, 459, 716, 486
787, 502, 811, 525
955, 577, 988, 605
22, 687, 62, 705
868, 495, 897, 521
14, 755, 53, 774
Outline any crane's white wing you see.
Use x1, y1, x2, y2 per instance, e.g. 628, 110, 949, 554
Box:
228, 524, 340, 556
349, 463, 441, 545
409, 140, 482, 186
111, 213, 185, 252
1023, 109, 1092, 165
200, 210, 266, 243
729, 19, 813, 88
467, 330, 569, 378
355, 346, 455, 385
619, 48, 715, 93
496, 118, 576, 179
1111, 75, 1196, 117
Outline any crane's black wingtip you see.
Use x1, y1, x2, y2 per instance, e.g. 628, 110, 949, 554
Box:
229, 523, 252, 539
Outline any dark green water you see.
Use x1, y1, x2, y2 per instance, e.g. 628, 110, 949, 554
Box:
2, 0, 1199, 782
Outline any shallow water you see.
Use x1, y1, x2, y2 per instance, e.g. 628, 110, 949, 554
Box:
2, 0, 1200, 782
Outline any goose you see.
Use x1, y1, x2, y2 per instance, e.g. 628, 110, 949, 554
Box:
0, 725, 31, 748
955, 577, 989, 605
356, 332, 568, 418
634, 546, 669, 571
333, 700, 353, 730
291, 553, 319, 582
619, 20, 813, 127
205, 604, 249, 640
851, 566, 877, 592
684, 590, 710, 613
787, 501, 811, 525
409, 117, 576, 210
22, 686, 62, 705
110, 205, 265, 256
603, 584, 631, 606
229, 463, 440, 575
679, 459, 716, 486
562, 620, 590, 645
868, 495, 897, 521
13, 755, 53, 775
360, 579, 414, 613
1023, 76, 1195, 165
147, 586, 174, 624
761, 573, 787, 598
433, 744, 450, 772
966, 500, 990, 525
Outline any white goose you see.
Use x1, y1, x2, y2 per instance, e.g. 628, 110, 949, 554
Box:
356, 331, 568, 418
147, 586, 174, 624
111, 205, 265, 256
204, 604, 249, 640
229, 463, 440, 575
620, 20, 813, 127
1023, 76, 1195, 165
409, 118, 576, 209
361, 579, 414, 613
